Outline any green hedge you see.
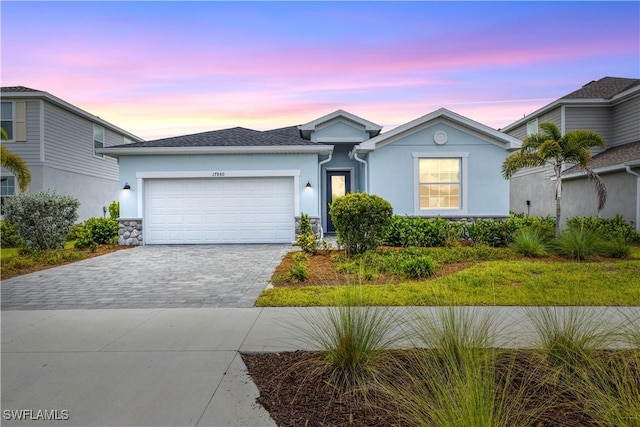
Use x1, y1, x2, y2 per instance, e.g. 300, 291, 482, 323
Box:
384, 213, 556, 248
566, 214, 640, 244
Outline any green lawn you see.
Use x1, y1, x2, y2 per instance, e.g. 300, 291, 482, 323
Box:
257, 252, 640, 307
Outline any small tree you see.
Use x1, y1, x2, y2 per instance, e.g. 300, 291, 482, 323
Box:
502, 122, 606, 238
329, 192, 393, 256
3, 191, 79, 250
108, 200, 120, 219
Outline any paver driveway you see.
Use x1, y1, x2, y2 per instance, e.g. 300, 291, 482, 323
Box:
1, 245, 290, 310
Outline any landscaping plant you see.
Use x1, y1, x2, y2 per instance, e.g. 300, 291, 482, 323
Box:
3, 191, 79, 250
297, 286, 400, 389
296, 212, 320, 254
554, 227, 602, 260
329, 192, 393, 256
0, 220, 23, 247
74, 217, 119, 250
510, 227, 547, 257
108, 200, 120, 219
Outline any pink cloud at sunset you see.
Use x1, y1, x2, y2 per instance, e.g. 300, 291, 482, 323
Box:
1, 1, 638, 140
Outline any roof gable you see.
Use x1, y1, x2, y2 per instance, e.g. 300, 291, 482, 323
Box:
298, 109, 382, 139
357, 108, 521, 152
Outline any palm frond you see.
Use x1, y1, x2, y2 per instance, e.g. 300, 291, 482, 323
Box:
0, 127, 8, 142
0, 143, 32, 192
501, 151, 546, 178
584, 168, 607, 210
539, 122, 562, 141
539, 139, 562, 161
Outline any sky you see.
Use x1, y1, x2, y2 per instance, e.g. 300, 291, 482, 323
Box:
1, 1, 639, 141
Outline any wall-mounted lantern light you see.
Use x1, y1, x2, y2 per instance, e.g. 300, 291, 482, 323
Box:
306, 181, 312, 188
123, 182, 131, 190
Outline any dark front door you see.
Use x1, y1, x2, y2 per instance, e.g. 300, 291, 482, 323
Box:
326, 171, 351, 233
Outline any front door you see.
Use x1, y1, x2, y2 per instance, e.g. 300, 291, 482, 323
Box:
326, 171, 351, 233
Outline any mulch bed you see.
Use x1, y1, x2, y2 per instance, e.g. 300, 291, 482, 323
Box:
242, 349, 626, 427
1, 244, 133, 279
270, 249, 475, 288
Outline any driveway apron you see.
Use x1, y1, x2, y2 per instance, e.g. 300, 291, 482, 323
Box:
1, 245, 290, 310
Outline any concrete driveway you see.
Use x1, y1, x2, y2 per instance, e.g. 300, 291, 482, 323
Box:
1, 244, 290, 310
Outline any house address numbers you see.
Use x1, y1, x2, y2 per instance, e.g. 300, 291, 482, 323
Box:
212, 172, 226, 177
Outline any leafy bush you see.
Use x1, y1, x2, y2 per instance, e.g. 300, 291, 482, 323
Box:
108, 200, 120, 219
74, 217, 118, 249
510, 227, 548, 257
400, 254, 437, 279
384, 213, 555, 248
1, 220, 23, 247
330, 193, 393, 256
66, 223, 84, 241
566, 214, 640, 244
297, 213, 320, 254
554, 227, 602, 261
385, 216, 460, 247
288, 263, 308, 282
3, 191, 79, 250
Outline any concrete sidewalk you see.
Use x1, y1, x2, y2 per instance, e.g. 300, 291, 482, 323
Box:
2, 307, 638, 426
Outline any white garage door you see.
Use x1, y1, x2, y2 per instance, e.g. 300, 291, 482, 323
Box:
145, 177, 295, 244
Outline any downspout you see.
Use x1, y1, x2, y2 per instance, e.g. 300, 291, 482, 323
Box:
351, 149, 368, 194
317, 152, 333, 238
625, 165, 640, 231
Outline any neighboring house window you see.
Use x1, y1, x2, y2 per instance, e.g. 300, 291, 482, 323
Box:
419, 158, 461, 209
1, 176, 15, 215
94, 124, 104, 157
1, 101, 14, 140
526, 118, 538, 136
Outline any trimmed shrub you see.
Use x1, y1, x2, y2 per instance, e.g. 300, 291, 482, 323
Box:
566, 214, 640, 244
74, 217, 118, 249
330, 193, 393, 256
466, 219, 512, 247
297, 213, 320, 254
400, 254, 437, 279
1, 220, 23, 247
385, 216, 459, 247
3, 191, 79, 250
108, 200, 120, 219
66, 223, 84, 241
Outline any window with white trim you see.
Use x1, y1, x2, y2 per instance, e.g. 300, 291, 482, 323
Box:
526, 118, 538, 136
419, 158, 461, 209
93, 124, 104, 157
1, 101, 14, 140
1, 176, 16, 215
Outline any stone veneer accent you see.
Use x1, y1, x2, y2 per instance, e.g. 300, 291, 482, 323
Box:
118, 218, 143, 246
294, 216, 321, 236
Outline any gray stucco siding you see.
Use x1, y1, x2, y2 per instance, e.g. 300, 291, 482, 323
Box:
509, 169, 557, 217
562, 171, 637, 226
612, 95, 640, 147
43, 102, 119, 181
117, 153, 321, 219
368, 123, 511, 216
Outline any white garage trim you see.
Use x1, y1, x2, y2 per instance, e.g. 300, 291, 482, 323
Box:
134, 170, 301, 217
144, 175, 297, 244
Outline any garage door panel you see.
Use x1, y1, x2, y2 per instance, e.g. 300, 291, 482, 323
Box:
146, 177, 295, 244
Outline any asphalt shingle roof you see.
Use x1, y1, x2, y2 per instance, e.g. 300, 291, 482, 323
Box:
1, 86, 42, 93
562, 77, 640, 100
113, 126, 312, 148
564, 141, 640, 174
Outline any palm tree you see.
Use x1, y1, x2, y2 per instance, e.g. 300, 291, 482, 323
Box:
502, 122, 606, 238
1, 127, 32, 192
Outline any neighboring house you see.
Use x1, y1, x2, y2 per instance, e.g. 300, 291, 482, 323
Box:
502, 77, 640, 229
100, 108, 520, 245
0, 86, 143, 220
